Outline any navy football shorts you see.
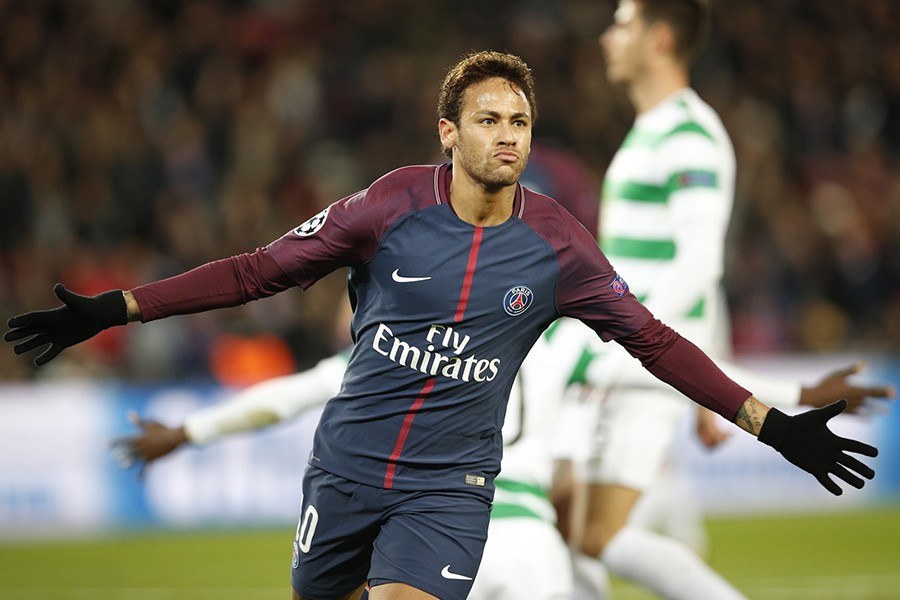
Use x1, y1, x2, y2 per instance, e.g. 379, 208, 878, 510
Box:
291, 465, 492, 599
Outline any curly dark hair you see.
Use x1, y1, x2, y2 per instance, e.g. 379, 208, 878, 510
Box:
437, 50, 537, 158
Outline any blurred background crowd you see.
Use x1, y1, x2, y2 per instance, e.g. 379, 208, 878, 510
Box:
0, 0, 898, 382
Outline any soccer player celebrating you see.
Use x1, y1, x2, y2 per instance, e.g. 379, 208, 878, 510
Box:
5, 50, 878, 600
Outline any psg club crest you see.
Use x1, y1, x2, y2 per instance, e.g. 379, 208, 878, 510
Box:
294, 206, 330, 237
503, 286, 533, 316
610, 274, 628, 297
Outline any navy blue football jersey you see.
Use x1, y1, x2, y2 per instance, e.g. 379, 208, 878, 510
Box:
267, 164, 651, 494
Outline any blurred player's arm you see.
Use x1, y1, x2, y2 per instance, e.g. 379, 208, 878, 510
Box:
693, 361, 895, 448
694, 406, 731, 449
709, 360, 894, 411
585, 340, 894, 449
584, 346, 894, 412
614, 318, 878, 495
796, 362, 895, 411
112, 353, 347, 466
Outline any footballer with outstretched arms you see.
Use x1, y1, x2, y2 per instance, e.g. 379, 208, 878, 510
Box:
5, 51, 878, 600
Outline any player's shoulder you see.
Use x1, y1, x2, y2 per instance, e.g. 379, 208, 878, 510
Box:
369, 164, 440, 196
660, 89, 729, 146
519, 186, 591, 242
520, 186, 571, 220
344, 164, 441, 218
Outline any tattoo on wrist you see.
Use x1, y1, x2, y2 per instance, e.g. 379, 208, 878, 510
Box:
735, 404, 763, 435
123, 291, 142, 322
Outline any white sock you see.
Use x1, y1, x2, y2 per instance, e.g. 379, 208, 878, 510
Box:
629, 466, 709, 558
570, 550, 611, 599
601, 527, 746, 600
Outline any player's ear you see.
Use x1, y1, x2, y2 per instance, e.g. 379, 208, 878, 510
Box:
650, 21, 676, 56
439, 118, 457, 154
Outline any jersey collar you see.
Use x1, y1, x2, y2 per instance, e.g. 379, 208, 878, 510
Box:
434, 163, 526, 219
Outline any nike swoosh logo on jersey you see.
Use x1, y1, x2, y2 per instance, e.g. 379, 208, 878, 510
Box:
440, 565, 473, 581
392, 269, 432, 283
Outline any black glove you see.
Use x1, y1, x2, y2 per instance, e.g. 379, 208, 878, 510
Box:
758, 399, 878, 495
4, 283, 128, 366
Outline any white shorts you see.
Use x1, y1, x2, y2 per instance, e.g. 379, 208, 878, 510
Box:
550, 384, 601, 465
579, 387, 690, 491
468, 516, 572, 600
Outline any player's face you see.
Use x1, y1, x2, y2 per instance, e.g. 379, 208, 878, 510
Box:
441, 77, 532, 191
600, 0, 650, 85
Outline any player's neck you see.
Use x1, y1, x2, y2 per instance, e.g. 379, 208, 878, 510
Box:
449, 170, 515, 227
629, 65, 690, 115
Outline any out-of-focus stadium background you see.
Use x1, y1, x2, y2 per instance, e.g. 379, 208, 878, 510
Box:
1, 0, 899, 380
0, 0, 898, 598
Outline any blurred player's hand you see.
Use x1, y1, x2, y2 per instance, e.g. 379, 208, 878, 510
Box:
695, 406, 731, 449
110, 411, 189, 469
799, 362, 896, 415
758, 399, 878, 495
4, 283, 127, 366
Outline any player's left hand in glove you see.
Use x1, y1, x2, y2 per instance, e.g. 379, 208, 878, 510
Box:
4, 283, 128, 366
758, 399, 878, 495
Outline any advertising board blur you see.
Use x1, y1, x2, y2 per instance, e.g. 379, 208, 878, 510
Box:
0, 355, 896, 538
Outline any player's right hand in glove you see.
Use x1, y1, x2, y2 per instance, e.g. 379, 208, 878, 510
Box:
4, 283, 128, 366
758, 399, 878, 495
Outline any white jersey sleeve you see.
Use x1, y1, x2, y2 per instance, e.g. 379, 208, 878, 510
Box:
584, 346, 801, 407
184, 352, 348, 445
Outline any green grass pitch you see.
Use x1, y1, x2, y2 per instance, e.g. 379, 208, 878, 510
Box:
2, 505, 899, 599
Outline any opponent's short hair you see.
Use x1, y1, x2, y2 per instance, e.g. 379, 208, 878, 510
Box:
639, 0, 711, 61
437, 51, 537, 156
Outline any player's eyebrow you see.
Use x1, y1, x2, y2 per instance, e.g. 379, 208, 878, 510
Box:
473, 110, 530, 121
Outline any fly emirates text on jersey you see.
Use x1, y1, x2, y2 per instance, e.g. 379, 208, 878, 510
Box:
372, 323, 501, 383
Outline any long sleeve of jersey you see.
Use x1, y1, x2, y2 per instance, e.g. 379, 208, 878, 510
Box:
616, 317, 751, 421
130, 247, 295, 323
185, 353, 348, 445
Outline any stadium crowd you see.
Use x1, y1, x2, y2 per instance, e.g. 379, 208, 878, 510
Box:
1, 0, 898, 381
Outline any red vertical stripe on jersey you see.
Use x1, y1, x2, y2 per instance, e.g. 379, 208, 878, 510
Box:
383, 377, 436, 489
454, 227, 483, 322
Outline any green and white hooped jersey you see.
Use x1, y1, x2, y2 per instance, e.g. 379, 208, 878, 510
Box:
600, 88, 735, 350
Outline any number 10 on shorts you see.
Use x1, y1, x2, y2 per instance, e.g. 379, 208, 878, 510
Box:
293, 504, 319, 567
